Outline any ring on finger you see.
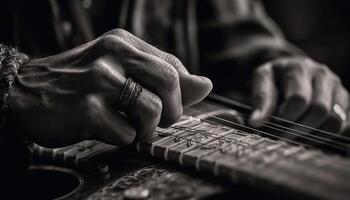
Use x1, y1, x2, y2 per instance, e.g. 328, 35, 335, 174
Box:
119, 77, 143, 111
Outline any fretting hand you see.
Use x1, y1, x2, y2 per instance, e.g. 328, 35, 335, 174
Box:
9, 29, 212, 147
249, 56, 349, 134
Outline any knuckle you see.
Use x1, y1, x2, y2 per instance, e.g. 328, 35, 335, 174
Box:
315, 64, 330, 76
97, 35, 121, 50
162, 65, 180, 91
254, 64, 272, 80
108, 29, 139, 49
109, 28, 129, 37
289, 63, 305, 74
255, 64, 270, 74
165, 53, 182, 67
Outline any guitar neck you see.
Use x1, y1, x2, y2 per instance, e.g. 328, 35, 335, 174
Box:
137, 115, 350, 200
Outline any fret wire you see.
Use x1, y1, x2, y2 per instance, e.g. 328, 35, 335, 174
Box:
154, 118, 304, 161
170, 126, 245, 145
155, 125, 304, 169
154, 129, 259, 156
171, 126, 250, 148
155, 131, 265, 163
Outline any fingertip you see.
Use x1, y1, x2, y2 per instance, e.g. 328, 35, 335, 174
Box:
181, 75, 213, 106
249, 109, 265, 128
196, 75, 213, 96
189, 74, 212, 89
248, 109, 268, 128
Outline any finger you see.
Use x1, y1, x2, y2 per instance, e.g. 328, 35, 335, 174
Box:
332, 85, 349, 122
341, 111, 350, 137
124, 50, 183, 127
278, 62, 312, 121
106, 29, 213, 106
96, 36, 183, 127
102, 78, 163, 140
84, 95, 136, 146
297, 66, 334, 129
249, 63, 278, 127
320, 85, 349, 133
126, 87, 163, 140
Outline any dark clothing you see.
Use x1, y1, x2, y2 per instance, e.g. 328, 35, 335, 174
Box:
264, 0, 350, 89
1, 0, 302, 91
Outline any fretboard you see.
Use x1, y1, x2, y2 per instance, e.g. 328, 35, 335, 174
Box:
136, 115, 350, 200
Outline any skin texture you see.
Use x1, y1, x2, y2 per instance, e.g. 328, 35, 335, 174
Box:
7, 28, 349, 148
9, 29, 213, 148
249, 56, 350, 135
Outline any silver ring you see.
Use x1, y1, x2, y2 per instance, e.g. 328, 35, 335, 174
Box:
119, 78, 142, 111
333, 104, 347, 122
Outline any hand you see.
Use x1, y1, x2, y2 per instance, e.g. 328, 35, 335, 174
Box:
10, 29, 212, 147
248, 56, 349, 134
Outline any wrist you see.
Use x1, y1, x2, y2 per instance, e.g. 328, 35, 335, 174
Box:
0, 44, 29, 136
0, 44, 30, 109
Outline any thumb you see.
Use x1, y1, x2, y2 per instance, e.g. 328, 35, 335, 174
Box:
180, 74, 213, 107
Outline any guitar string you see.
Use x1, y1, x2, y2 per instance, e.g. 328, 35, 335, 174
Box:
207, 94, 350, 142
151, 116, 314, 161
155, 125, 287, 158
219, 111, 349, 149
157, 114, 310, 156
195, 96, 350, 149
211, 113, 346, 151
237, 111, 350, 143
170, 117, 304, 147
186, 107, 348, 152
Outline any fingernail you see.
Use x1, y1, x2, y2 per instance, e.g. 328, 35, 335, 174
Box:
249, 110, 262, 127
251, 110, 261, 120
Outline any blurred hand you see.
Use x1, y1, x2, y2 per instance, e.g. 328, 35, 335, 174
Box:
248, 56, 349, 134
10, 29, 212, 147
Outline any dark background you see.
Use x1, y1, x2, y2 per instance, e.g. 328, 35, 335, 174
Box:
264, 0, 350, 88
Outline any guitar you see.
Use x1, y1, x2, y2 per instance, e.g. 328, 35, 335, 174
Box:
29, 94, 350, 200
